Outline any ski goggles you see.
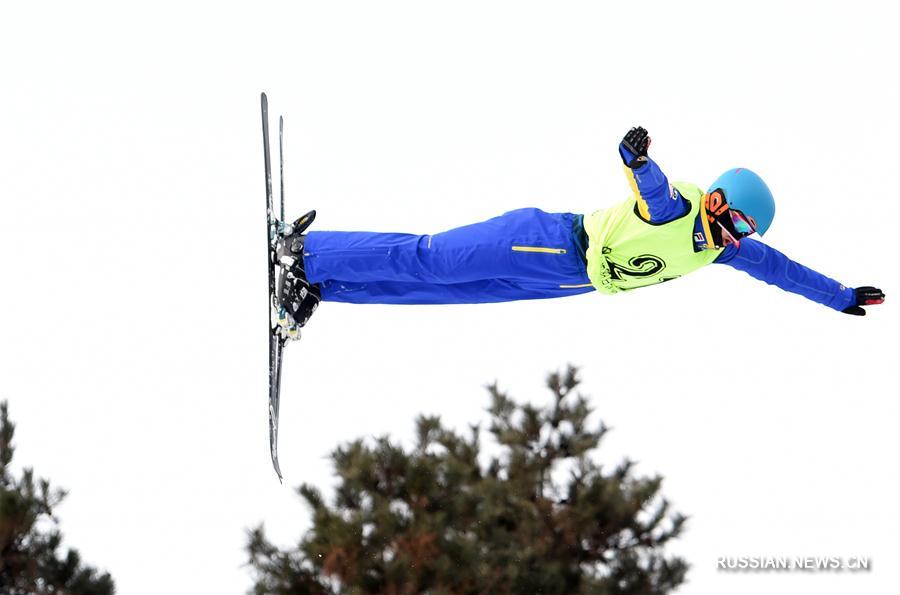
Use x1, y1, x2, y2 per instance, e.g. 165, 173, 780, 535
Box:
729, 209, 756, 236
708, 189, 757, 238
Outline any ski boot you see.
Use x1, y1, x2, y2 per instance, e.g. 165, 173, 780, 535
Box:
275, 210, 321, 339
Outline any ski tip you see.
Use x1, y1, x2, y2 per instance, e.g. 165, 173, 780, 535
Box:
261, 92, 268, 105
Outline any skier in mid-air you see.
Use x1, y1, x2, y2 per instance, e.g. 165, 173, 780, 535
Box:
273, 127, 885, 336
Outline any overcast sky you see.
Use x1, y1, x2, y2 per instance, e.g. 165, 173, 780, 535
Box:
2, 1, 898, 593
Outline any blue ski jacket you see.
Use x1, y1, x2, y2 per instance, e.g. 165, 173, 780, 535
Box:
618, 143, 856, 311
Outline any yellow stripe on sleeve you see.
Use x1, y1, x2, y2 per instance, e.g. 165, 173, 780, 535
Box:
624, 164, 651, 221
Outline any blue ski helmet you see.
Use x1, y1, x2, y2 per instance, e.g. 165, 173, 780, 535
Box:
707, 168, 775, 236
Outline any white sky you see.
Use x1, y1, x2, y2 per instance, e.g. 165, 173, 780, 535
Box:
1, 1, 898, 593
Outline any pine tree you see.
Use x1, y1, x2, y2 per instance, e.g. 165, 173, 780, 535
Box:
247, 367, 688, 594
0, 400, 115, 594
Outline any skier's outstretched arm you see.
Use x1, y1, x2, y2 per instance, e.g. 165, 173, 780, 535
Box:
618, 126, 688, 224
714, 237, 885, 315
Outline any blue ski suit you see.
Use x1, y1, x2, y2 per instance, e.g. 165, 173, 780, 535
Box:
303, 155, 856, 311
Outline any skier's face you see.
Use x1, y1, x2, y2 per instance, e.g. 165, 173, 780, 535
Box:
720, 226, 738, 247
705, 189, 757, 248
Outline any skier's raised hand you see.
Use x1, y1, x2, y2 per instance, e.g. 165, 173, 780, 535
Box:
842, 286, 886, 316
620, 127, 652, 169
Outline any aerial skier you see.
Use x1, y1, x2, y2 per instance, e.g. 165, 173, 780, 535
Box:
273, 127, 885, 335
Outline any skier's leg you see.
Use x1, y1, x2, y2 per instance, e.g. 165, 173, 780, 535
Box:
318, 277, 594, 305
303, 209, 588, 287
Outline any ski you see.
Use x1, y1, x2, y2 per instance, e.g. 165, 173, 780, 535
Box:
262, 92, 286, 483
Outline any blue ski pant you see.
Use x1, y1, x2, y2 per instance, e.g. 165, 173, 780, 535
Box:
303, 208, 596, 304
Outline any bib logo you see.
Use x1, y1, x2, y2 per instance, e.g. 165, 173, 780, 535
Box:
606, 254, 666, 281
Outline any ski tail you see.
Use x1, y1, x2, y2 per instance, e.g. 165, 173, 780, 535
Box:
268, 335, 285, 482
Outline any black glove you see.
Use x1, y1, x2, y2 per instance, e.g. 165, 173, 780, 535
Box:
842, 286, 885, 316
621, 126, 651, 168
